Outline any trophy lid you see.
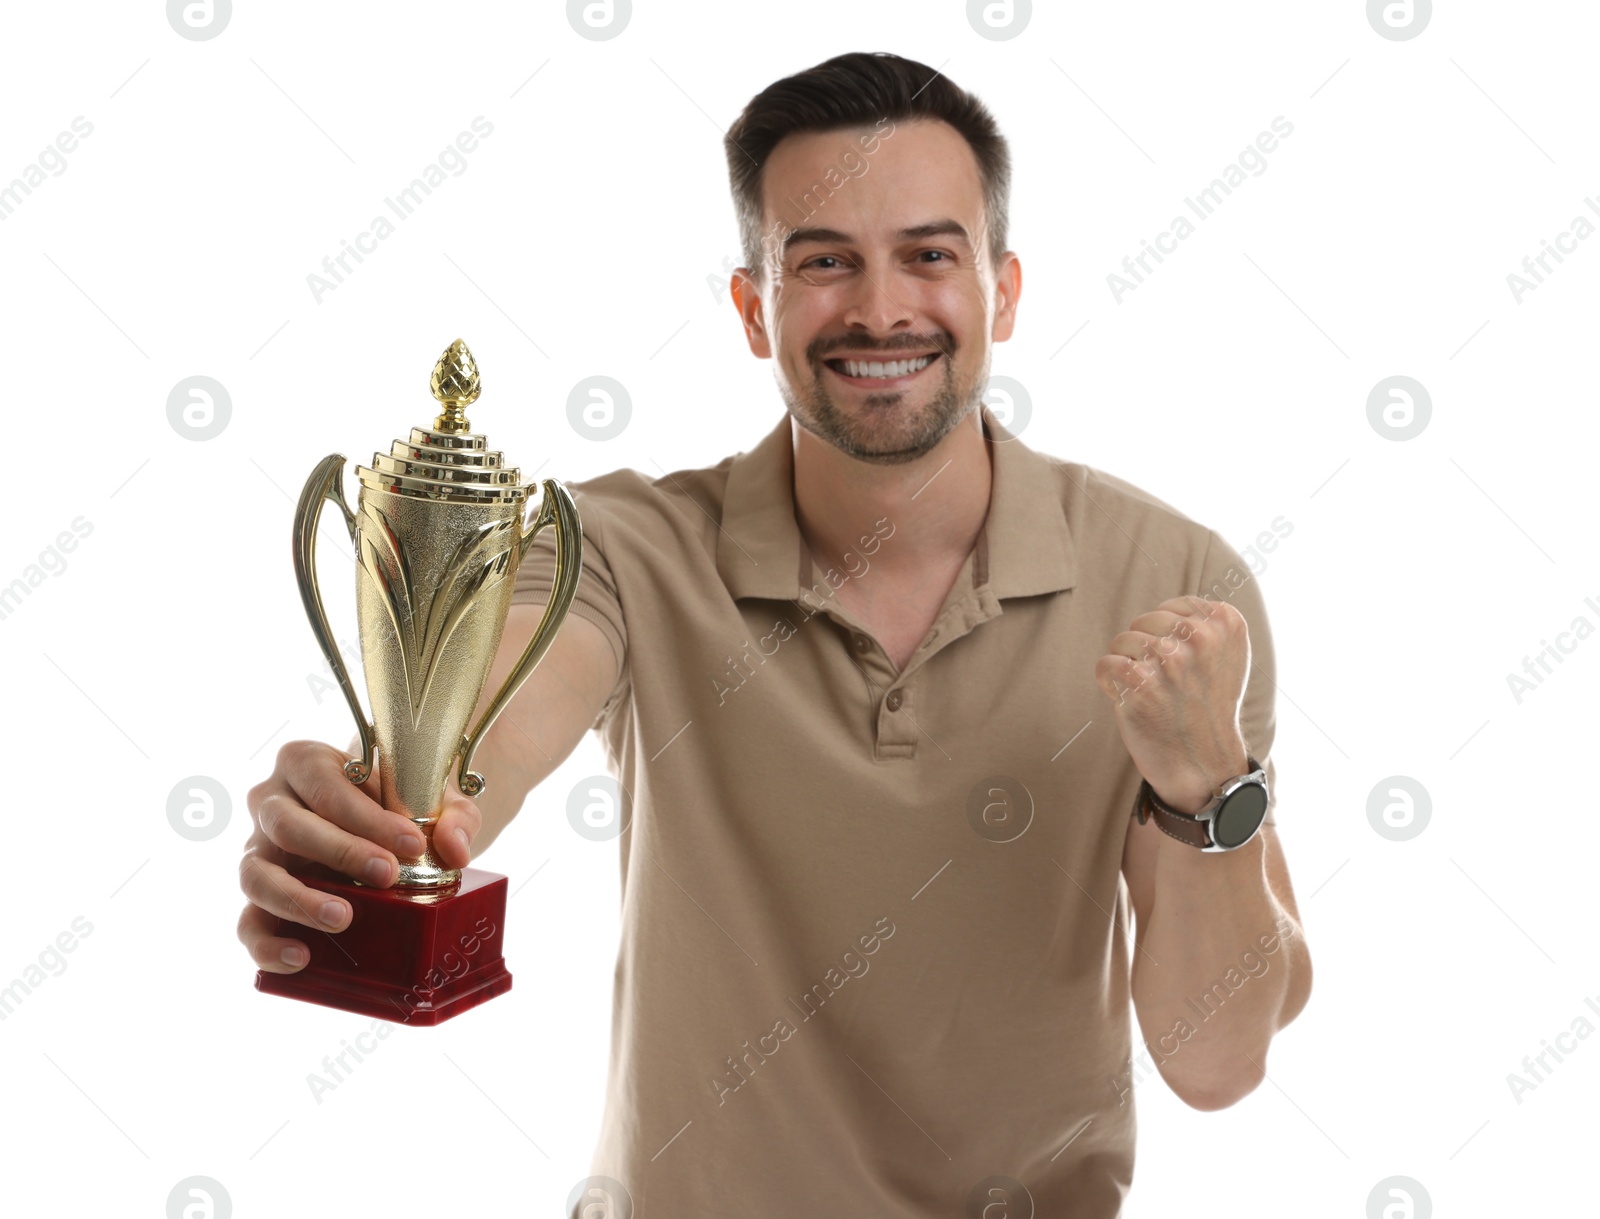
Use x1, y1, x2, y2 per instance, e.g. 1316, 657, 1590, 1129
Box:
429, 337, 481, 434
355, 339, 531, 504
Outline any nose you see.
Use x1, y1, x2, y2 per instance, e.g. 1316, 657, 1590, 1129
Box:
838, 261, 917, 337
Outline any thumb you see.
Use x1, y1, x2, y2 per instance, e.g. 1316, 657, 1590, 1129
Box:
434, 786, 483, 870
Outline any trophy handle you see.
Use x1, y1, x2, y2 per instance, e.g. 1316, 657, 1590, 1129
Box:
456, 478, 583, 798
292, 453, 377, 786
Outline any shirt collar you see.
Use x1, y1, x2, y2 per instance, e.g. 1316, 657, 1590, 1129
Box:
716, 403, 1077, 601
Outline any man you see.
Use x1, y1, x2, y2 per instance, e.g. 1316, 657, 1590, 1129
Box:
240, 51, 1311, 1215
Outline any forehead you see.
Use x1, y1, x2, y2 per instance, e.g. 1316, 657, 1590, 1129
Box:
759, 118, 985, 239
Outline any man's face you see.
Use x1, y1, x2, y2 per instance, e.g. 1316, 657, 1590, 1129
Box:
734, 118, 1020, 466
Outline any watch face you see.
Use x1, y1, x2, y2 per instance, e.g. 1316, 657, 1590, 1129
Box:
1213, 782, 1269, 849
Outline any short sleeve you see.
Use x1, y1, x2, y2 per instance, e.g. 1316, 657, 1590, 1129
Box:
512, 484, 629, 715
1195, 529, 1280, 828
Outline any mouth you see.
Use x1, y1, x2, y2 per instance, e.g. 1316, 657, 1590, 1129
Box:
822, 351, 942, 387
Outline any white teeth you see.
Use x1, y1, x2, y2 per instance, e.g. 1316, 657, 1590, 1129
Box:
838, 355, 934, 379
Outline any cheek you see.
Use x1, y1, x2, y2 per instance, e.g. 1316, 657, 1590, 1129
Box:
947, 281, 993, 333
769, 298, 830, 367
907, 277, 979, 335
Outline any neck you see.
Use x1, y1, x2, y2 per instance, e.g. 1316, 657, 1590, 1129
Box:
789, 409, 992, 584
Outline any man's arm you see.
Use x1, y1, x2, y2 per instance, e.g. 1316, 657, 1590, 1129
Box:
455, 604, 622, 857
1122, 810, 1312, 1110
1098, 571, 1310, 1112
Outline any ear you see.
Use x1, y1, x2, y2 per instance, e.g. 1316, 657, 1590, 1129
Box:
990, 250, 1022, 344
731, 267, 773, 359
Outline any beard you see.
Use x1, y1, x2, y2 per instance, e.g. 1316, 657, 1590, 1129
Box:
777, 334, 987, 466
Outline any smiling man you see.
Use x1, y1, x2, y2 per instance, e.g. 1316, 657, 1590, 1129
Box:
239, 51, 1311, 1217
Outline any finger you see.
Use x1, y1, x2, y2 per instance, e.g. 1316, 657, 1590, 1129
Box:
237, 902, 313, 973
239, 850, 353, 933
277, 741, 424, 856
434, 790, 483, 870
1124, 609, 1193, 640
1153, 594, 1223, 618
1094, 652, 1147, 700
1106, 630, 1169, 663
256, 789, 410, 886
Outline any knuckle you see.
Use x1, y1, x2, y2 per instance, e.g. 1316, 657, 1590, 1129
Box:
1209, 599, 1241, 626
333, 836, 373, 879
295, 886, 333, 925
245, 776, 270, 814
309, 763, 363, 824
301, 770, 340, 820
289, 742, 344, 801
238, 856, 271, 907
236, 908, 283, 968
448, 792, 482, 832
235, 904, 258, 946
254, 791, 293, 843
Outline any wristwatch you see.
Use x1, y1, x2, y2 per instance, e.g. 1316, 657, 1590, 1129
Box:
1133, 755, 1269, 852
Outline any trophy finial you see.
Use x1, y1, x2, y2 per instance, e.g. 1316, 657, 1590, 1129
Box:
430, 338, 481, 433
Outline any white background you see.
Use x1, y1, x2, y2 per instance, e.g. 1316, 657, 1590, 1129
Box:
1, 1, 1595, 1215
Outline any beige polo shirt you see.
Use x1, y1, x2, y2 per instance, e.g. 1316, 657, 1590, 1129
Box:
512, 404, 1279, 1217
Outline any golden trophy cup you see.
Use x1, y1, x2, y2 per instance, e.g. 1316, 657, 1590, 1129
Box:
255, 339, 582, 1025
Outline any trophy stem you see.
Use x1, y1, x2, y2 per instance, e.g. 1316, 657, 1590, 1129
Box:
395, 819, 462, 889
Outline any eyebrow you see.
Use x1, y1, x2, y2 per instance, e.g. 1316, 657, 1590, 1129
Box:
780, 219, 973, 257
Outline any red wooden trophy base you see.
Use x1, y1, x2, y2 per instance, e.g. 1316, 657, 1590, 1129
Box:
255, 862, 512, 1026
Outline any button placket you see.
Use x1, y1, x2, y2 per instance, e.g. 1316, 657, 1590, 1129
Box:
875, 678, 916, 754
805, 564, 1002, 760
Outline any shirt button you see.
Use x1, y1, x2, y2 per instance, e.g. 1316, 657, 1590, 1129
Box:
853, 634, 871, 653
885, 689, 903, 711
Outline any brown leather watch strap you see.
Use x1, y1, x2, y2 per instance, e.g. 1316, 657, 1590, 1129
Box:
1136, 787, 1212, 846
1132, 755, 1264, 850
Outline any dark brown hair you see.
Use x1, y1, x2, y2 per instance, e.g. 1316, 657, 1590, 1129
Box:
723, 52, 1011, 284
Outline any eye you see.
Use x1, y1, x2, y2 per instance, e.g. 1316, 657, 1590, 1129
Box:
801, 255, 848, 271
917, 250, 952, 264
